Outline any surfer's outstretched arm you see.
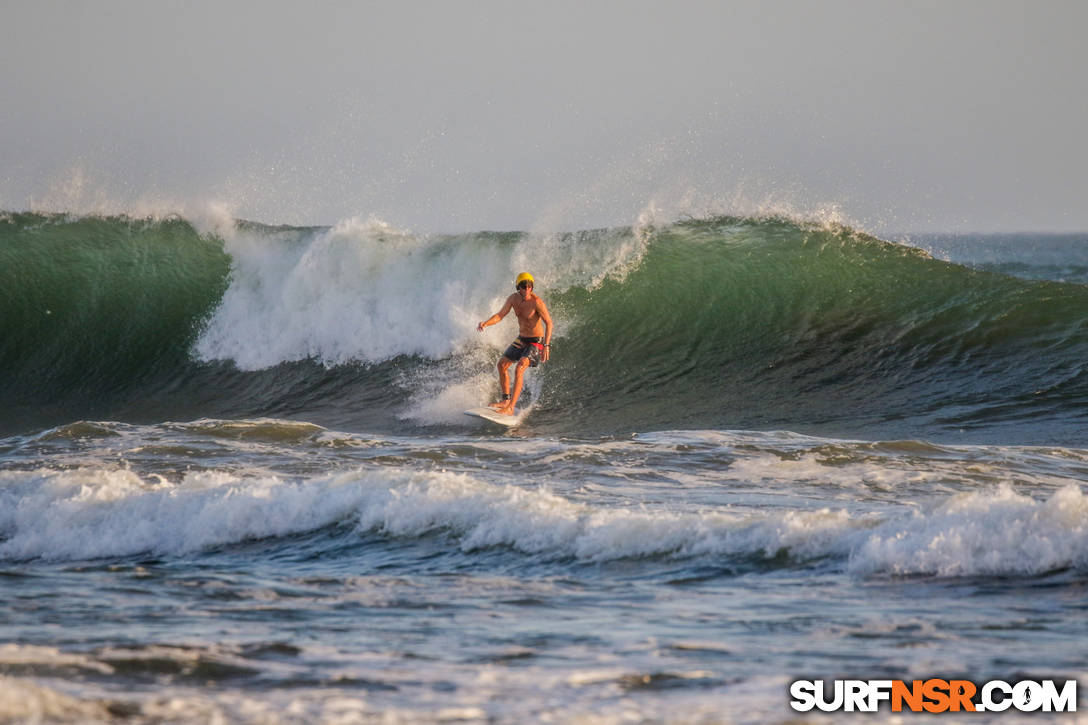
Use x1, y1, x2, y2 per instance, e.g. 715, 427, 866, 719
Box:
477, 295, 516, 332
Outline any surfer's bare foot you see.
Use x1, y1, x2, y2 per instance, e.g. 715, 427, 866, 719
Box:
488, 400, 506, 410
494, 403, 515, 416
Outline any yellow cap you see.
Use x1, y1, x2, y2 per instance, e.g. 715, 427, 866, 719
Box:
515, 272, 534, 287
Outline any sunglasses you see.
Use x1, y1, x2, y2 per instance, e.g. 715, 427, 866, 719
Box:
517, 281, 532, 290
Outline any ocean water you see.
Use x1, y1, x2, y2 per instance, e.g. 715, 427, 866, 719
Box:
1, 211, 1086, 723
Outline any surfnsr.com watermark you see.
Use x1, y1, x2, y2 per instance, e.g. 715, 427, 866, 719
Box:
790, 679, 1078, 713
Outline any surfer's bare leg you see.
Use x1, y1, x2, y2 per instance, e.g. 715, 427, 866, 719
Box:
490, 357, 513, 409
496, 358, 531, 415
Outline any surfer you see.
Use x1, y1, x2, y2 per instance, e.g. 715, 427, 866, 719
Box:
476, 272, 553, 415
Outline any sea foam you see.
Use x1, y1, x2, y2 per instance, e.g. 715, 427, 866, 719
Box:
1, 465, 1085, 577
849, 483, 1088, 576
193, 216, 648, 370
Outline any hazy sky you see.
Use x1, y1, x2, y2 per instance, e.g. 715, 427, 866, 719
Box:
2, 0, 1086, 233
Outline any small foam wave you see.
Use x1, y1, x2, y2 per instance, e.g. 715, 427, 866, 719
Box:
0, 467, 369, 561
850, 484, 1088, 577
0, 675, 111, 723
2, 463, 1084, 577
0, 461, 867, 564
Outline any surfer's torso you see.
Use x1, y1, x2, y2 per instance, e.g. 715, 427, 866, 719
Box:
507, 292, 546, 337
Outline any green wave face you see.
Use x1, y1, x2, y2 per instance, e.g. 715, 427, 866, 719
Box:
0, 213, 231, 407
546, 218, 1088, 436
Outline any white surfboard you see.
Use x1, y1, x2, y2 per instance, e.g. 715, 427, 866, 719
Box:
463, 406, 523, 428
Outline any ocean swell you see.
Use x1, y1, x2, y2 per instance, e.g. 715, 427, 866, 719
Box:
2, 211, 1086, 441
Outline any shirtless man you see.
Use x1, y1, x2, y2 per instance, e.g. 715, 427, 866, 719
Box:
476, 272, 553, 415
